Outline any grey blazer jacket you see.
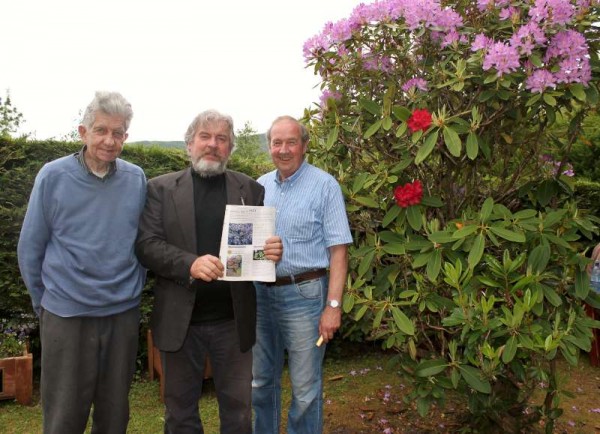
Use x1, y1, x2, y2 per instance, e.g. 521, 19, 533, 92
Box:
135, 168, 265, 353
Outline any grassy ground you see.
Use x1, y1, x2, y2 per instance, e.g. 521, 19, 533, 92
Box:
0, 344, 599, 433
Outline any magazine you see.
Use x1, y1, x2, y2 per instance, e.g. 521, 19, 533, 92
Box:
218, 205, 276, 282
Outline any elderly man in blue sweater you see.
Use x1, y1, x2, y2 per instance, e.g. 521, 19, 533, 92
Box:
17, 91, 146, 434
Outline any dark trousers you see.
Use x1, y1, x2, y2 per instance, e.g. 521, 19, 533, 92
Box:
162, 319, 252, 434
39, 307, 140, 434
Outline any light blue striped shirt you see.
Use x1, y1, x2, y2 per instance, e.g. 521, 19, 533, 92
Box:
258, 161, 353, 276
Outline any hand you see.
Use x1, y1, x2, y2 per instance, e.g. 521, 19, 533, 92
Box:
190, 254, 224, 282
318, 306, 342, 344
263, 236, 283, 262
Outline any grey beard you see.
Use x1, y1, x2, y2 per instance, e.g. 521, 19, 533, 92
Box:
192, 158, 227, 177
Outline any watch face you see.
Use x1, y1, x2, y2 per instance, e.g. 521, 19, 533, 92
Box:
328, 300, 340, 308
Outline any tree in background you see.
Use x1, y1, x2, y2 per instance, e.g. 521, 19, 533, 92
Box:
59, 109, 83, 143
304, 0, 600, 431
0, 90, 24, 139
230, 121, 273, 176
233, 121, 266, 160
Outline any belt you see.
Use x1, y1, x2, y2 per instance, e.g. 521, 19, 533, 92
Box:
266, 269, 327, 286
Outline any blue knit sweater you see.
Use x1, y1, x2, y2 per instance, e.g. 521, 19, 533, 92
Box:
17, 154, 147, 317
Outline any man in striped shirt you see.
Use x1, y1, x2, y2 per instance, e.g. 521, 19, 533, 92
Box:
252, 116, 353, 434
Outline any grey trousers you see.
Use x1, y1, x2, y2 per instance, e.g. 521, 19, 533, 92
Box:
39, 307, 140, 434
162, 319, 252, 434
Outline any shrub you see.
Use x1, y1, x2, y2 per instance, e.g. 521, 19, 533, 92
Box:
303, 0, 600, 431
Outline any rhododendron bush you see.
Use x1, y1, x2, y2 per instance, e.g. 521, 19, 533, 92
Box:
303, 0, 600, 431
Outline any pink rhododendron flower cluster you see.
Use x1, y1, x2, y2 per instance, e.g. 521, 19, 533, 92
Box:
402, 78, 428, 92
304, 0, 595, 94
303, 0, 463, 61
319, 89, 342, 107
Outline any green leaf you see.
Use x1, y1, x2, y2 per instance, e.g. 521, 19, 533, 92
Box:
325, 126, 339, 150
479, 90, 495, 102
364, 119, 382, 139
392, 105, 411, 121
450, 368, 460, 388
395, 122, 408, 137
415, 359, 447, 377
381, 242, 405, 255
466, 132, 478, 160
420, 196, 443, 207
543, 234, 572, 250
502, 336, 518, 363
459, 365, 491, 393
428, 232, 457, 244
352, 172, 369, 193
452, 224, 479, 239
536, 180, 557, 207
427, 249, 442, 281
526, 94, 542, 106
480, 197, 494, 222
468, 234, 485, 268
488, 226, 526, 242
373, 308, 385, 329
358, 249, 376, 277
530, 54, 543, 68
585, 85, 599, 105
359, 98, 381, 116
353, 195, 379, 208
415, 130, 439, 164
391, 307, 415, 335
354, 305, 368, 321
382, 116, 393, 131
443, 126, 461, 157
483, 74, 497, 84
407, 205, 422, 231
575, 269, 590, 300
478, 276, 502, 288
543, 209, 567, 228
570, 84, 586, 102
528, 244, 550, 273
412, 251, 433, 268
542, 285, 563, 307
379, 231, 404, 243
382, 206, 401, 228
543, 93, 557, 106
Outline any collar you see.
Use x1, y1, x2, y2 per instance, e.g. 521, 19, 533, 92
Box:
275, 160, 307, 185
75, 145, 117, 180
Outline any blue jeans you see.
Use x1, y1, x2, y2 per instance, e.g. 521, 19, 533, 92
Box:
252, 276, 327, 434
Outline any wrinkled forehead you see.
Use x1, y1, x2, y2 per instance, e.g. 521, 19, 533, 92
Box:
197, 119, 230, 135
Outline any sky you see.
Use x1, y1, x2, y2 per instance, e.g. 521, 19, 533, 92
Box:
0, 0, 365, 142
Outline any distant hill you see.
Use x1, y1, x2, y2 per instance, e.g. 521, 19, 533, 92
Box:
128, 140, 185, 148
129, 133, 267, 151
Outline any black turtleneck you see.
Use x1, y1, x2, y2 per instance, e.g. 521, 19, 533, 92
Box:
190, 170, 234, 323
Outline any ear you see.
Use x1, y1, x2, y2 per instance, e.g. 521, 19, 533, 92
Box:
78, 125, 86, 140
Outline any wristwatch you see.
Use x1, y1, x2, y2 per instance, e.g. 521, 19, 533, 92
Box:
327, 299, 341, 309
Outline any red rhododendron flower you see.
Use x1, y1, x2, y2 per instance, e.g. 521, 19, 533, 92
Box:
394, 180, 423, 208
406, 109, 432, 133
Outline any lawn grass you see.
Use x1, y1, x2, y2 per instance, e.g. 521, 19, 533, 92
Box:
1, 344, 599, 433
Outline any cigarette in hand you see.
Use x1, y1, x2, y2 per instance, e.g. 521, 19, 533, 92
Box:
316, 335, 324, 347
